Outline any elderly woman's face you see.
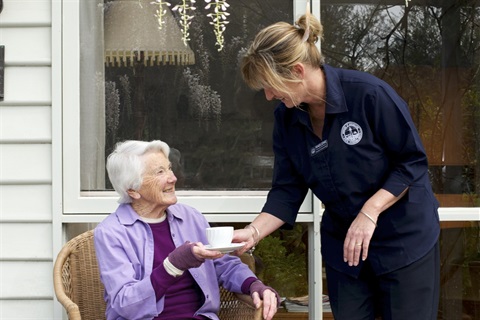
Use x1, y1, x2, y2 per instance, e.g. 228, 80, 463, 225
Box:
136, 150, 177, 207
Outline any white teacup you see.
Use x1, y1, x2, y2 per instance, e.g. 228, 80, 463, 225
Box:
206, 226, 234, 247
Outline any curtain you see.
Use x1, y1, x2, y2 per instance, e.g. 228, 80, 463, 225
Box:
80, 0, 106, 191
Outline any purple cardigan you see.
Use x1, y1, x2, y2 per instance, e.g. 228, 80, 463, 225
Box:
94, 203, 256, 320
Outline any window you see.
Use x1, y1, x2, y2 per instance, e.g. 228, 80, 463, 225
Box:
440, 221, 480, 319
320, 2, 480, 318
62, 3, 323, 317
320, 1, 480, 209
63, 0, 315, 215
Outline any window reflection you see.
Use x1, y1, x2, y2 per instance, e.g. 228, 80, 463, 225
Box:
213, 222, 309, 298
321, 1, 480, 207
81, 0, 293, 191
440, 221, 480, 319
82, 1, 480, 204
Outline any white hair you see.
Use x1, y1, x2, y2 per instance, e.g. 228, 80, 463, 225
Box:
106, 140, 171, 203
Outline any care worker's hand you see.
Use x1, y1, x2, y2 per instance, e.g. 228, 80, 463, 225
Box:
343, 212, 377, 266
250, 280, 280, 320
232, 228, 255, 255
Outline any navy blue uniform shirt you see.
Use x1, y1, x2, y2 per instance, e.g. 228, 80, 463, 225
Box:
262, 64, 440, 278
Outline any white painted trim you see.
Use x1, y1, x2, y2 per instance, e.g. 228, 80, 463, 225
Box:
51, 0, 64, 318
0, 22, 51, 28
298, 2, 322, 317
439, 207, 480, 221
62, 0, 82, 214
60, 213, 318, 224
309, 196, 322, 319
4, 61, 51, 67
61, 191, 314, 214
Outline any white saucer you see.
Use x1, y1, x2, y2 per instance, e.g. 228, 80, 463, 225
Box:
205, 243, 245, 253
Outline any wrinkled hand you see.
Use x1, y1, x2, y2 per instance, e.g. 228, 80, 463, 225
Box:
232, 228, 255, 256
190, 242, 225, 260
168, 242, 223, 270
250, 280, 280, 320
343, 213, 377, 266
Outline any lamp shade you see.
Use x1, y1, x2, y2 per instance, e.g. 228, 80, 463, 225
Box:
104, 0, 195, 67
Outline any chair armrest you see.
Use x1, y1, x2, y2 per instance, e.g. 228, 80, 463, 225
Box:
234, 293, 263, 320
53, 241, 82, 320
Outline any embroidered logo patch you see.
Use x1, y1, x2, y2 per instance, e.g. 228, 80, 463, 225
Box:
340, 121, 363, 145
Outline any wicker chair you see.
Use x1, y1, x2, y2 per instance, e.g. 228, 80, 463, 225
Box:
53, 230, 262, 320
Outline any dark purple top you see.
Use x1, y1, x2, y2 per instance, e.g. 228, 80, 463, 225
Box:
150, 220, 206, 319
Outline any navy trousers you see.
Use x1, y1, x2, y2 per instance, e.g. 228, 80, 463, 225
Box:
325, 242, 440, 320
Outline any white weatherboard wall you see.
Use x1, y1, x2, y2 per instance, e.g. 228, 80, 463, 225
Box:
0, 1, 55, 319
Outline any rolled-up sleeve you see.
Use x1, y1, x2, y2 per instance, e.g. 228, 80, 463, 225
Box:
368, 85, 429, 196
262, 111, 309, 227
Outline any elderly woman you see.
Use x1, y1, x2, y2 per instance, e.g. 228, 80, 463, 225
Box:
94, 140, 279, 320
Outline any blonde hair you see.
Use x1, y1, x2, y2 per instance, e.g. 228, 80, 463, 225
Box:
241, 12, 324, 100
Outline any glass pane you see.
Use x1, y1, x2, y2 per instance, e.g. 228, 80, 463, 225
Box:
321, 1, 480, 207
440, 221, 480, 319
80, 0, 294, 191
320, 221, 480, 319
213, 222, 310, 309
254, 223, 309, 298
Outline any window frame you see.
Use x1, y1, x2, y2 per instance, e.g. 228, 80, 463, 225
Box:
61, 1, 324, 317
62, 0, 316, 216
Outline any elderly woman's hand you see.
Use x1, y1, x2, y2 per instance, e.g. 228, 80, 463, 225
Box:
168, 242, 224, 271
249, 280, 280, 320
191, 242, 225, 260
168, 242, 204, 271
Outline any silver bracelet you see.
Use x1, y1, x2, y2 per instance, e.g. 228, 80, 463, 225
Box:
360, 210, 377, 227
245, 224, 261, 244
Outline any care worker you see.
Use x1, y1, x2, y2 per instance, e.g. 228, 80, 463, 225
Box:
233, 10, 440, 320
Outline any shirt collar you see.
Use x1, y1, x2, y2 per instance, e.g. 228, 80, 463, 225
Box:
165, 205, 185, 223
289, 63, 348, 125
115, 203, 184, 225
322, 64, 348, 114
